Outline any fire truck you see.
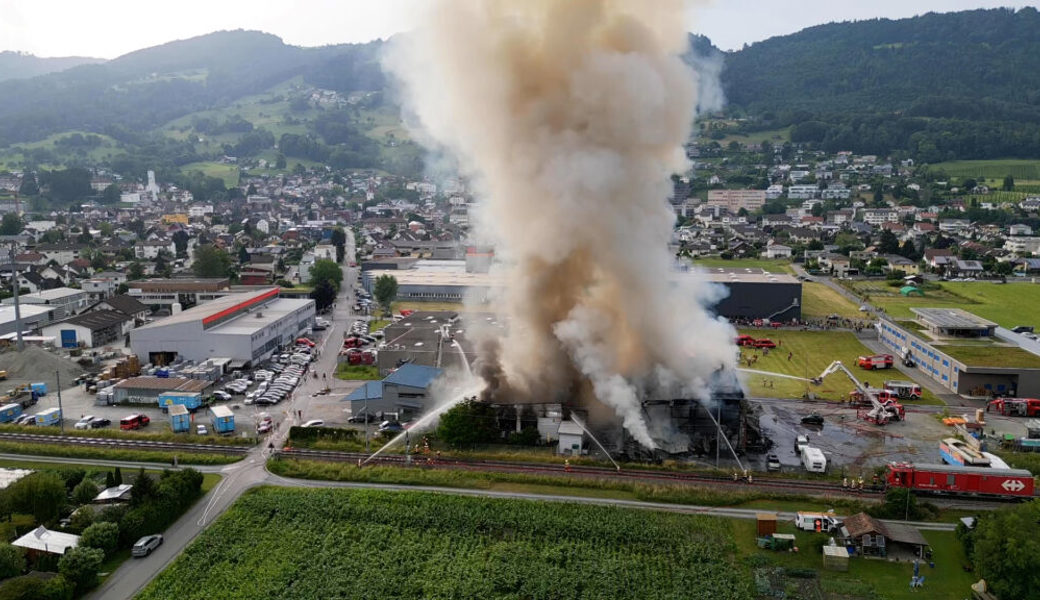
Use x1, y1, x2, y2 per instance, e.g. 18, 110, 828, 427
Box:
812, 361, 905, 424
987, 397, 1040, 418
857, 354, 894, 370
883, 380, 922, 400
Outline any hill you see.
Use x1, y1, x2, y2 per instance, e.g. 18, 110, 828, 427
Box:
0, 51, 103, 82
719, 7, 1040, 161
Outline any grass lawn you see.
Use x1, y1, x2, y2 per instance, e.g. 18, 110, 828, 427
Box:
732, 520, 973, 600
932, 158, 1040, 181
847, 280, 1040, 329
801, 282, 863, 319
736, 329, 943, 404
940, 344, 1040, 368
180, 161, 239, 187
368, 319, 391, 330
691, 257, 795, 274
334, 364, 380, 380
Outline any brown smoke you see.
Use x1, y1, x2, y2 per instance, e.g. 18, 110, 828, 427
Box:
386, 0, 737, 447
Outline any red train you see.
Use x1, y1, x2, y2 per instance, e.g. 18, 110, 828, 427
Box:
887, 462, 1035, 499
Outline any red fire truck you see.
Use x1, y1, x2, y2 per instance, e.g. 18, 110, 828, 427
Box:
857, 354, 894, 370
887, 462, 1035, 499
987, 397, 1040, 418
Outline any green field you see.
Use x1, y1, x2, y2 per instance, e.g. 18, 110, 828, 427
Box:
737, 329, 942, 404
699, 124, 792, 147
932, 159, 1040, 181
941, 344, 1040, 368
691, 257, 795, 274
848, 280, 1040, 329
180, 161, 240, 187
137, 487, 754, 600
801, 281, 863, 319
732, 520, 974, 600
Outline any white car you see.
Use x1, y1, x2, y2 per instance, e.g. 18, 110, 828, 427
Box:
212, 390, 232, 402
74, 415, 95, 430
301, 420, 325, 428
196, 424, 208, 435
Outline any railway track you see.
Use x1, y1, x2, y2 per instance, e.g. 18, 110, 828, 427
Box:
275, 448, 883, 498
0, 432, 250, 455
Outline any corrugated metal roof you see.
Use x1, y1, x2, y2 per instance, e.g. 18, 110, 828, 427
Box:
345, 381, 383, 401
113, 377, 210, 393
383, 364, 443, 389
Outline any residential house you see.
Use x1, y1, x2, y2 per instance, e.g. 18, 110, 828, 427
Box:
1017, 258, 1040, 274
879, 254, 919, 274
762, 243, 792, 259
15, 271, 46, 293
35, 243, 86, 265
952, 259, 985, 276
706, 189, 767, 213
939, 219, 970, 234
862, 209, 899, 226
819, 253, 858, 277
1009, 224, 1033, 237
840, 512, 928, 559
1004, 237, 1040, 255
765, 184, 784, 200
135, 240, 175, 260
821, 184, 851, 200
826, 210, 854, 225
924, 248, 954, 270
14, 252, 47, 267
761, 214, 794, 228
787, 184, 818, 200
1020, 197, 1040, 212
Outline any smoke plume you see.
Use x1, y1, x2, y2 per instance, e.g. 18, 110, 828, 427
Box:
385, 0, 737, 449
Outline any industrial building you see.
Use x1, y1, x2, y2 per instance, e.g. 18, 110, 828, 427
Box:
127, 278, 232, 312
345, 364, 443, 421
129, 288, 316, 367
2, 287, 89, 319
110, 376, 212, 405
375, 311, 476, 374
0, 305, 56, 337
877, 308, 1040, 397
694, 267, 803, 321
40, 309, 133, 349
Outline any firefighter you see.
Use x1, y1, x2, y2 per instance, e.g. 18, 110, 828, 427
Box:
842, 477, 849, 489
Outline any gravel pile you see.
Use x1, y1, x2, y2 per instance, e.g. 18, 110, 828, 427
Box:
0, 346, 87, 391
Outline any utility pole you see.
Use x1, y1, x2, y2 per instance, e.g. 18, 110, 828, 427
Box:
715, 400, 721, 468
55, 371, 64, 434
9, 245, 23, 351
364, 384, 370, 453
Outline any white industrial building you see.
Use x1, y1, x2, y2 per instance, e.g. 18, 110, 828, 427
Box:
129, 288, 316, 367
0, 304, 57, 337
2, 287, 89, 319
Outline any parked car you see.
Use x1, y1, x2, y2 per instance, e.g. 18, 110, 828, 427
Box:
196, 424, 209, 435
378, 421, 404, 434
74, 415, 96, 430
257, 421, 273, 434
13, 414, 34, 426
301, 419, 325, 428
752, 339, 776, 349
212, 390, 232, 402
132, 534, 163, 558
90, 417, 111, 429
766, 454, 781, 472
348, 413, 377, 423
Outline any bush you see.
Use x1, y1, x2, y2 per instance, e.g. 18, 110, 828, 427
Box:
7, 472, 67, 524
79, 522, 119, 558
56, 469, 85, 492
58, 547, 103, 594
0, 575, 72, 600
0, 543, 24, 579
68, 506, 94, 533
71, 479, 99, 506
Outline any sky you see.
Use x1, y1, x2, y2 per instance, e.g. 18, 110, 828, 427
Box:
0, 0, 1033, 59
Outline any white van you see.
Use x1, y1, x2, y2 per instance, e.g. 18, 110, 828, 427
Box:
795, 511, 841, 533
800, 446, 827, 473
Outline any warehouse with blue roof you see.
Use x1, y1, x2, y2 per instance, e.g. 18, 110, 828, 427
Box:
345, 364, 442, 421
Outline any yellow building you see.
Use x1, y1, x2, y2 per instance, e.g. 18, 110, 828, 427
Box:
161, 214, 189, 225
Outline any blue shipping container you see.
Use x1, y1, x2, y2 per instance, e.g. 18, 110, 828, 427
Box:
168, 404, 191, 433
30, 383, 46, 396
0, 403, 22, 423
209, 405, 235, 433
34, 408, 61, 426
158, 392, 202, 412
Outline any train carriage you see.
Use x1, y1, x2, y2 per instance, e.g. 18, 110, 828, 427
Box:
887, 462, 1034, 499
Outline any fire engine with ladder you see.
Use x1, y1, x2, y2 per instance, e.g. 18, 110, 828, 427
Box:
811, 361, 905, 425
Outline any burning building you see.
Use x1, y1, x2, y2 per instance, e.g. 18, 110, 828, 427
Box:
386, 0, 744, 453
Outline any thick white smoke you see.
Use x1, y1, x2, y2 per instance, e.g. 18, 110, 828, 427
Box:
385, 0, 737, 449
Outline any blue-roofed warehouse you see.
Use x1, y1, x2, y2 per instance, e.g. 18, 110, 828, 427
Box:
345, 364, 442, 421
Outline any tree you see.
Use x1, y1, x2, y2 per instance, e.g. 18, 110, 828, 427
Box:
113, 468, 122, 486
237, 245, 250, 265
330, 228, 347, 263
192, 245, 232, 278
18, 173, 38, 196
127, 262, 145, 281
71, 479, 99, 506
309, 280, 337, 312
7, 472, 66, 523
0, 575, 73, 600
98, 222, 113, 238
58, 546, 103, 594
309, 259, 343, 290
100, 184, 121, 205
105, 471, 115, 489
995, 261, 1015, 276
130, 469, 156, 506
275, 153, 287, 169
0, 213, 22, 236
79, 522, 119, 558
172, 230, 189, 257
971, 500, 1040, 600
0, 543, 24, 579
373, 274, 398, 315
437, 398, 499, 448
878, 229, 900, 254
1003, 174, 1015, 191
70, 506, 95, 532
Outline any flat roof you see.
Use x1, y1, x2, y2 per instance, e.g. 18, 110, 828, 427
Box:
912, 308, 997, 330
941, 344, 1040, 369
697, 267, 800, 284
17, 287, 85, 301
13, 526, 78, 554
113, 377, 210, 393
367, 268, 506, 287
134, 288, 280, 330
0, 304, 54, 324
208, 298, 314, 336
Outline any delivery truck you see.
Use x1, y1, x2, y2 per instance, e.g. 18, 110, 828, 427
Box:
0, 403, 22, 423
29, 383, 46, 397
34, 408, 62, 427
168, 404, 191, 433
209, 405, 235, 434
158, 392, 203, 413
801, 446, 827, 473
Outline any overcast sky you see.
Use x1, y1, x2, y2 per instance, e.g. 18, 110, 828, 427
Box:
0, 0, 1032, 58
